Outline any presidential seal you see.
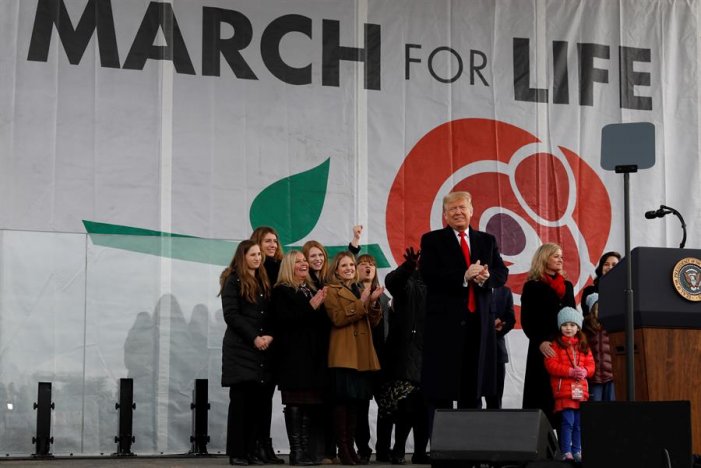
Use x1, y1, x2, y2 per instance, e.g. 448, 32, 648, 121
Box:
672, 257, 701, 301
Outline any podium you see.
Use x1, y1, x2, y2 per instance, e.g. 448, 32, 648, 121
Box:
599, 247, 701, 453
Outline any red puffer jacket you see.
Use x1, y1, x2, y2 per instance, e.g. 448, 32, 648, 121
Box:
544, 336, 595, 412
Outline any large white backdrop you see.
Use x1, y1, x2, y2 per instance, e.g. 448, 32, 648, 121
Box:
1, 0, 699, 456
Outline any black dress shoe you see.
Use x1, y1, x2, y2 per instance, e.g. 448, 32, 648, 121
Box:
375, 451, 390, 463
230, 457, 249, 466
411, 453, 431, 464
390, 456, 406, 465
247, 454, 266, 465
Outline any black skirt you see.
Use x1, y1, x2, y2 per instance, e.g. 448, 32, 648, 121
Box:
331, 368, 374, 401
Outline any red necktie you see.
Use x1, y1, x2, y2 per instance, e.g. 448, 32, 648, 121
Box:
459, 231, 477, 313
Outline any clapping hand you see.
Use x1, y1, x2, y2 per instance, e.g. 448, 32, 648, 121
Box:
370, 286, 385, 302
309, 287, 327, 309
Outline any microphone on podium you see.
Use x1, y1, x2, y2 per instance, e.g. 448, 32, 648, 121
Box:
644, 204, 687, 248
644, 207, 668, 219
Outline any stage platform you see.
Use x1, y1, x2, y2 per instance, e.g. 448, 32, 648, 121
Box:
0, 455, 430, 467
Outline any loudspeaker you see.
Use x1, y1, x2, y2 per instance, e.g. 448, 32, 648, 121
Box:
431, 409, 559, 467
581, 401, 692, 468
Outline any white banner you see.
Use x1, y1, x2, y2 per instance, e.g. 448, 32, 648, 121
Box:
0, 0, 699, 455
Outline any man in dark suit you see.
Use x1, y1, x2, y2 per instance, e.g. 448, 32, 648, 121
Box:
419, 191, 508, 428
484, 286, 516, 409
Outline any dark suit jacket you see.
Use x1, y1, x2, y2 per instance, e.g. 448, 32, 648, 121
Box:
490, 286, 515, 364
419, 226, 508, 400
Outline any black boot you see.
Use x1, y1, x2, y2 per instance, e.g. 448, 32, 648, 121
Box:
285, 406, 316, 466
256, 437, 285, 464
299, 407, 319, 466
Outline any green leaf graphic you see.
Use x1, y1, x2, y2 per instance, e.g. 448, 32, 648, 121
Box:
83, 219, 391, 268
249, 158, 330, 245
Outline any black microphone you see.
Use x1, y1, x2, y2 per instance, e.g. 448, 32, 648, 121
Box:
644, 204, 687, 248
645, 208, 667, 219
644, 207, 666, 219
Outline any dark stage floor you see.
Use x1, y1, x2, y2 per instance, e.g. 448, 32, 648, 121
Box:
0, 455, 430, 467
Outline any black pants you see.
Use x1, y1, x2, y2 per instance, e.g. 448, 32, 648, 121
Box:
428, 310, 481, 435
226, 382, 274, 458
392, 389, 429, 457
485, 362, 506, 409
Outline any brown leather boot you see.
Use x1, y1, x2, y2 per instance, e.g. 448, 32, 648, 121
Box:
334, 405, 357, 465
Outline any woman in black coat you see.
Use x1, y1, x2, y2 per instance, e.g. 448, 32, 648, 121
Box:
520, 243, 576, 428
272, 250, 328, 466
219, 240, 274, 466
380, 247, 430, 465
250, 226, 285, 464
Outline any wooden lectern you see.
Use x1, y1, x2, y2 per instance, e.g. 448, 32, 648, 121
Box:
599, 247, 701, 453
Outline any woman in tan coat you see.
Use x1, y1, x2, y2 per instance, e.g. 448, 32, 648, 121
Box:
324, 251, 384, 465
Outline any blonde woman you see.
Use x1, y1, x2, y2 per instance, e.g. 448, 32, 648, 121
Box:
272, 251, 328, 466
520, 243, 576, 427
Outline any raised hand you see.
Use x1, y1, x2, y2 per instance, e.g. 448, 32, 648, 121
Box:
403, 246, 420, 265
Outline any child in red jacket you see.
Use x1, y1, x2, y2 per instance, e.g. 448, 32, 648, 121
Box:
545, 307, 595, 462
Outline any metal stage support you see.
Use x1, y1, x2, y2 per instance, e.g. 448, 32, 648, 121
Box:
189, 379, 210, 455
32, 382, 54, 458
114, 378, 136, 456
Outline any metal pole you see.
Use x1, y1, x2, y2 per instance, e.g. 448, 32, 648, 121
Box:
624, 172, 635, 401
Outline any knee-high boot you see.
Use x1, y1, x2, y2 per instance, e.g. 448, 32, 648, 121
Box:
334, 405, 358, 465
284, 406, 316, 466
346, 403, 362, 465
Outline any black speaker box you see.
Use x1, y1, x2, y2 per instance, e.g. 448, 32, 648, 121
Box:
431, 409, 559, 467
581, 401, 692, 468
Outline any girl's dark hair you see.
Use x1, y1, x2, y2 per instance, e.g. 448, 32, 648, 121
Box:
594, 251, 622, 282
218, 240, 270, 302
356, 254, 380, 289
555, 329, 589, 354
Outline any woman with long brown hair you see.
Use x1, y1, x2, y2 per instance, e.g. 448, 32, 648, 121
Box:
249, 226, 285, 464
219, 240, 274, 466
324, 252, 383, 465
520, 243, 576, 427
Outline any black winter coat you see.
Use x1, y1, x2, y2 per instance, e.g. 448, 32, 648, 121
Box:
520, 278, 575, 425
384, 260, 426, 384
271, 284, 330, 391
221, 272, 274, 387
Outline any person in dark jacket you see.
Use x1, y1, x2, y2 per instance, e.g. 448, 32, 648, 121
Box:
219, 240, 274, 466
250, 226, 286, 464
582, 293, 615, 401
580, 251, 621, 316
354, 254, 391, 465
419, 191, 508, 428
521, 243, 576, 428
273, 251, 328, 466
380, 247, 430, 465
301, 229, 362, 465
484, 286, 516, 409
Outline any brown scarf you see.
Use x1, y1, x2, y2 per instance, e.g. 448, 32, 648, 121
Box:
542, 272, 566, 299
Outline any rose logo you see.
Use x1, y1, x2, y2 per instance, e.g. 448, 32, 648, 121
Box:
386, 118, 611, 318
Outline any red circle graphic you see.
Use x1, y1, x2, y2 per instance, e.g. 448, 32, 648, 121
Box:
386, 118, 611, 321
